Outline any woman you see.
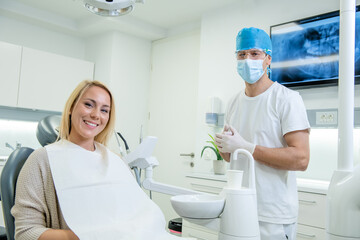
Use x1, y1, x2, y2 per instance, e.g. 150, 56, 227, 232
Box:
12, 80, 181, 240
12, 80, 114, 240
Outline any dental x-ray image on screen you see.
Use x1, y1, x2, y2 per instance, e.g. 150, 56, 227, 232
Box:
270, 6, 360, 88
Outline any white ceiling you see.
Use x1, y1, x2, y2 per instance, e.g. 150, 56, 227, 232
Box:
0, 0, 239, 40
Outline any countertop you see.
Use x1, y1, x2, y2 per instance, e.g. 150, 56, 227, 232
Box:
296, 178, 329, 195
186, 172, 330, 195
186, 172, 227, 182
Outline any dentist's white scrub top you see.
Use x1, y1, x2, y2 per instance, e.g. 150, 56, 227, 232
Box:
225, 82, 310, 224
12, 140, 185, 240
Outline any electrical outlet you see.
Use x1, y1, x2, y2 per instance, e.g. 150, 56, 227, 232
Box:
316, 111, 337, 125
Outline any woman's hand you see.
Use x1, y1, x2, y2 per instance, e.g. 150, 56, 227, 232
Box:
39, 229, 79, 240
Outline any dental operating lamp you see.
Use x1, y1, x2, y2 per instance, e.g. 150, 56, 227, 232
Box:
83, 0, 144, 17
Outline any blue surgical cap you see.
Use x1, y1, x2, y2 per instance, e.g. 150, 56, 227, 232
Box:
236, 27, 272, 56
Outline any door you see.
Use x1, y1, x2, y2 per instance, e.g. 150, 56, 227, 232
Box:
147, 30, 200, 223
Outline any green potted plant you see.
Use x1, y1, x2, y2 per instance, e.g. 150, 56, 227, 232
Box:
201, 134, 226, 175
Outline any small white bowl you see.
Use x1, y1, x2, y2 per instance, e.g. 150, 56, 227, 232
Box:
170, 194, 225, 219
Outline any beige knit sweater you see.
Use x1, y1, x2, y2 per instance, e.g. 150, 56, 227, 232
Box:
11, 147, 69, 240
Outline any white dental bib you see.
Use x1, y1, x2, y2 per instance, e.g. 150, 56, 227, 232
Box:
46, 140, 183, 240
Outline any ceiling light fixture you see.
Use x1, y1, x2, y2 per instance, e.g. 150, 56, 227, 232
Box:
83, 0, 144, 17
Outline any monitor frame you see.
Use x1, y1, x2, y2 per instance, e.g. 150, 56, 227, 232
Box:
269, 6, 360, 89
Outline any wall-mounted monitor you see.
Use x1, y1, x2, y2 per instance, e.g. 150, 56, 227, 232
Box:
270, 6, 360, 89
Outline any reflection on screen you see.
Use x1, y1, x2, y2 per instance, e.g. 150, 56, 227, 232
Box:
270, 7, 360, 88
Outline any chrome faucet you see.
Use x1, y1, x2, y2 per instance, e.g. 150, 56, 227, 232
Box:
5, 142, 15, 151
5, 142, 21, 151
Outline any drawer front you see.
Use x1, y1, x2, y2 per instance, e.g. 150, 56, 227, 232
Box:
182, 220, 218, 240
182, 227, 218, 240
298, 191, 326, 228
297, 224, 326, 240
187, 177, 226, 194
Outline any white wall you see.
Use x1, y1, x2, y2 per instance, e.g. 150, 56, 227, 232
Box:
84, 33, 114, 86
0, 15, 85, 59
109, 32, 151, 152
85, 32, 152, 153
193, 0, 360, 181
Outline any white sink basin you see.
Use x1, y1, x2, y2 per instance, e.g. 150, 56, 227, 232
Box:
170, 194, 225, 219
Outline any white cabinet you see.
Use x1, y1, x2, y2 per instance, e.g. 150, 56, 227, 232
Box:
297, 224, 326, 240
187, 174, 226, 194
0, 41, 22, 107
297, 191, 327, 239
18, 47, 94, 112
182, 220, 218, 240
298, 191, 326, 228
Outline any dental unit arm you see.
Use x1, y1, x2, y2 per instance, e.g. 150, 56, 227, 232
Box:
124, 136, 201, 196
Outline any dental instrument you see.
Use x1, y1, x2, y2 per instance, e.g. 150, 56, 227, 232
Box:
116, 131, 130, 154
114, 130, 126, 157
116, 131, 142, 186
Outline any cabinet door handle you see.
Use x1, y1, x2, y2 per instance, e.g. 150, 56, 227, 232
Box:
180, 153, 195, 158
299, 199, 317, 204
297, 232, 316, 238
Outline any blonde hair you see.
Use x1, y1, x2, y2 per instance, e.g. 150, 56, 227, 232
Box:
58, 80, 116, 146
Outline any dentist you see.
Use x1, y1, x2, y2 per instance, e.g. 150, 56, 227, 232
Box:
215, 27, 310, 240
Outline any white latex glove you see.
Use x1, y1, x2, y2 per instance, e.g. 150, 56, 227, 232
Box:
215, 125, 256, 154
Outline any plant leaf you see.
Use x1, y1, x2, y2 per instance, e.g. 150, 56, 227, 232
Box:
201, 146, 216, 157
207, 134, 221, 152
201, 145, 223, 160
201, 133, 223, 160
208, 133, 215, 141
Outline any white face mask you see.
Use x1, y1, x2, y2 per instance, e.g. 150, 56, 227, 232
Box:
237, 59, 265, 84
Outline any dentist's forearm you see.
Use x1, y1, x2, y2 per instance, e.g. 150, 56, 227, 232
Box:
252, 130, 310, 171
253, 145, 309, 170
39, 229, 79, 240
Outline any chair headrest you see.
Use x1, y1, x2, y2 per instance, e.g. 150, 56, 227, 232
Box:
36, 115, 61, 147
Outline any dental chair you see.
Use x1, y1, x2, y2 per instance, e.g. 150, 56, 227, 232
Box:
0, 115, 61, 240
0, 147, 34, 240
